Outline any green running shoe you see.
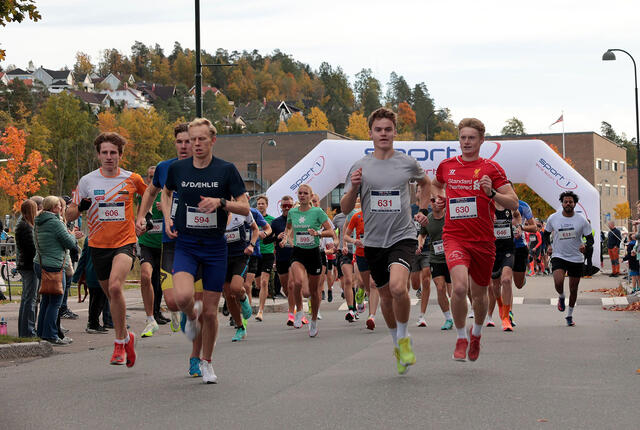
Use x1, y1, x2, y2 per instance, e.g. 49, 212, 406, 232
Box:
394, 347, 408, 375
232, 318, 248, 342
441, 319, 454, 330
355, 287, 365, 305
240, 296, 252, 320
397, 337, 416, 369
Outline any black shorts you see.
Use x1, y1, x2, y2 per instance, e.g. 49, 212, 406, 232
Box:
491, 249, 515, 279
364, 239, 416, 288
513, 246, 529, 273
320, 252, 327, 267
430, 262, 451, 283
337, 251, 353, 278
276, 259, 291, 275
139, 244, 161, 268
411, 254, 430, 273
355, 255, 369, 272
258, 253, 274, 275
551, 257, 583, 278
226, 255, 250, 283
90, 243, 136, 281
326, 257, 336, 271
246, 255, 260, 276
291, 247, 322, 276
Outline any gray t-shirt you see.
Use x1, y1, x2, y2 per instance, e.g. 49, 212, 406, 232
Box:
344, 151, 426, 248
333, 211, 354, 253
545, 212, 591, 263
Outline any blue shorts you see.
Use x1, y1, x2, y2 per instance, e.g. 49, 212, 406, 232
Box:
174, 233, 227, 292
630, 270, 639, 277
355, 255, 370, 273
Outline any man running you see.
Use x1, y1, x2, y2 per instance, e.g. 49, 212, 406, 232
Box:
161, 118, 249, 384
511, 197, 537, 326
431, 118, 517, 362
335, 204, 358, 322
543, 191, 593, 326
255, 195, 276, 321
243, 200, 270, 308
341, 107, 431, 375
67, 132, 147, 367
412, 185, 432, 327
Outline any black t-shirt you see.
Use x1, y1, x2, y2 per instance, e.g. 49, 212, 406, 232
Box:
165, 156, 246, 238
494, 208, 515, 253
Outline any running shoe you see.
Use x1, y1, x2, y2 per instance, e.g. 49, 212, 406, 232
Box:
501, 316, 513, 332
141, 320, 159, 338
309, 319, 319, 337
124, 332, 136, 368
415, 288, 421, 299
110, 342, 126, 365
467, 309, 475, 319
201, 361, 218, 384
417, 316, 427, 327
322, 290, 326, 301
452, 338, 468, 361
170, 312, 181, 333
397, 337, 416, 369
441, 319, 454, 330
353, 312, 360, 320
486, 316, 495, 328
393, 347, 408, 375
286, 312, 295, 326
366, 316, 375, 330
293, 311, 303, 329
184, 301, 202, 341
345, 310, 355, 322
468, 328, 481, 362
189, 357, 202, 377
232, 321, 247, 342
566, 316, 575, 327
509, 311, 516, 327
240, 296, 252, 320
317, 313, 323, 320
221, 300, 229, 316
328, 289, 333, 302
355, 287, 365, 305
557, 297, 566, 312
357, 302, 366, 314
255, 311, 263, 322
301, 316, 309, 325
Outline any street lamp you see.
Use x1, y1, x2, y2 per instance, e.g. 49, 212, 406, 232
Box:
260, 138, 277, 193
602, 48, 640, 196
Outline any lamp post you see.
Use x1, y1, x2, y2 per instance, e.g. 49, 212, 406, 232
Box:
602, 48, 640, 196
260, 138, 277, 193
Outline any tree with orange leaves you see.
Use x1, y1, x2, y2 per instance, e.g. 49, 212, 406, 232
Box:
397, 101, 416, 134
0, 127, 48, 212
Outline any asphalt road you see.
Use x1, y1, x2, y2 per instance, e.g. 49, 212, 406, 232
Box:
1, 271, 639, 430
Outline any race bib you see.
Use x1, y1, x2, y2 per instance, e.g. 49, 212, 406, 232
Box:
171, 195, 178, 218
371, 190, 401, 213
296, 231, 314, 246
558, 228, 576, 240
224, 228, 241, 242
186, 206, 217, 229
150, 219, 163, 234
493, 221, 512, 239
433, 240, 445, 255
449, 197, 477, 220
98, 202, 125, 222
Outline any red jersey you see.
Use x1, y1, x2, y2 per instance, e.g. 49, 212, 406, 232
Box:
435, 156, 509, 242
347, 211, 366, 257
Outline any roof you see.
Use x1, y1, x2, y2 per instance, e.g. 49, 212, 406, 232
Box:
76, 73, 89, 82
51, 79, 70, 86
6, 68, 31, 75
42, 68, 72, 80
70, 90, 108, 105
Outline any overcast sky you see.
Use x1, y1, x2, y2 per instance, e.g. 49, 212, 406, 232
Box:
2, 0, 639, 138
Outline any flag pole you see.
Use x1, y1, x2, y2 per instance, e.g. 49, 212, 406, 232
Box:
561, 110, 565, 158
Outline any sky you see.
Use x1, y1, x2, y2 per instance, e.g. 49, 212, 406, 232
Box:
2, 0, 640, 138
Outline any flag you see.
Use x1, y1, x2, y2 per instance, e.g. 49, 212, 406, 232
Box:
550, 114, 563, 128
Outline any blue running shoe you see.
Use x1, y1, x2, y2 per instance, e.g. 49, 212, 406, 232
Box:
189, 357, 202, 377
180, 312, 187, 333
232, 318, 247, 342
557, 297, 566, 312
240, 296, 252, 320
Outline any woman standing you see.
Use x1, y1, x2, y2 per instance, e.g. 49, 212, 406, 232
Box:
281, 184, 334, 337
34, 196, 83, 345
16, 199, 38, 338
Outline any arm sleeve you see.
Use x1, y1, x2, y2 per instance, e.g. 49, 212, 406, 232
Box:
152, 162, 163, 188
519, 201, 534, 221
72, 176, 88, 205
490, 162, 509, 189
533, 232, 542, 250
435, 163, 444, 185
56, 222, 79, 251
347, 213, 358, 231
543, 230, 551, 244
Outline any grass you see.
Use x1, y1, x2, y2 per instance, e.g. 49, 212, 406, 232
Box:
0, 334, 40, 344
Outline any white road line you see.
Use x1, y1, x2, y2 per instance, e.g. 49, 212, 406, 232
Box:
512, 297, 524, 305
613, 297, 629, 305
601, 297, 615, 306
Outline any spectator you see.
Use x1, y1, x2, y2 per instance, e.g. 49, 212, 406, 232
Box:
58, 196, 79, 321
34, 195, 83, 346
30, 195, 44, 213
607, 221, 622, 277
623, 238, 639, 293
16, 199, 38, 337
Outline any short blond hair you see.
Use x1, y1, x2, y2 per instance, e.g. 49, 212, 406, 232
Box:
42, 195, 61, 212
458, 118, 485, 136
188, 117, 217, 137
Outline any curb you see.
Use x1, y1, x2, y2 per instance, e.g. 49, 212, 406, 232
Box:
0, 341, 54, 361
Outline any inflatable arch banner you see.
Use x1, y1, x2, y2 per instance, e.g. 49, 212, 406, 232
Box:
265, 140, 601, 264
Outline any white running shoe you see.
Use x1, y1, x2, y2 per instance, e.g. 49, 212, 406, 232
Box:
201, 361, 218, 384
467, 309, 475, 319
416, 316, 427, 327
309, 319, 319, 337
293, 311, 303, 329
170, 312, 181, 333
184, 300, 202, 341
317, 312, 323, 320
141, 320, 159, 338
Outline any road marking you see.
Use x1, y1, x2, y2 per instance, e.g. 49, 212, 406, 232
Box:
602, 297, 615, 306
613, 297, 629, 305
513, 297, 524, 304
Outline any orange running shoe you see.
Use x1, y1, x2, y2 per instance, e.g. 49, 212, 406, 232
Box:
286, 312, 294, 326
110, 342, 125, 365
468, 327, 481, 361
301, 316, 309, 325
124, 332, 136, 368
366, 315, 375, 330
501, 316, 513, 332
452, 337, 468, 361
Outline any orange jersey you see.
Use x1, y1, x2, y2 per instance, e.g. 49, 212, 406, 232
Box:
73, 168, 146, 248
347, 211, 366, 257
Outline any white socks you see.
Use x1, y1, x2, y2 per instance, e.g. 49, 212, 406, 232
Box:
443, 311, 452, 320
146, 316, 155, 323
567, 306, 574, 317
389, 327, 398, 347
456, 327, 467, 339
396, 321, 408, 339
472, 323, 482, 337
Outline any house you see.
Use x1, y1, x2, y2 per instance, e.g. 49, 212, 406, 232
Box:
75, 74, 94, 92
137, 83, 176, 102
5, 68, 33, 82
189, 85, 222, 97
232, 99, 305, 130
31, 67, 74, 91
104, 85, 150, 109
97, 73, 136, 91
68, 90, 112, 114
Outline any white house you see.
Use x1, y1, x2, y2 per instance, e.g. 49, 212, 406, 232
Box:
104, 86, 150, 109
32, 67, 74, 90
5, 68, 33, 82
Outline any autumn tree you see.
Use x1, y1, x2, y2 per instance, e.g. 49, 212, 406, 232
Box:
614, 201, 631, 222
354, 68, 382, 116
386, 72, 412, 108
513, 183, 554, 219
0, 126, 48, 212
0, 0, 41, 60
277, 120, 288, 132
73, 52, 94, 75
501, 117, 526, 135
318, 62, 353, 134
346, 112, 369, 140
307, 107, 329, 131
286, 112, 309, 132
397, 101, 416, 134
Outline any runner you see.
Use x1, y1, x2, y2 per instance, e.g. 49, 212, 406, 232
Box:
511, 197, 537, 327
411, 185, 431, 327
255, 195, 276, 321
334, 204, 358, 322
422, 197, 454, 330
161, 118, 249, 384
135, 123, 205, 377
311, 192, 337, 312
431, 117, 517, 362
243, 198, 271, 308
280, 184, 334, 337
341, 107, 431, 374
137, 165, 165, 338
543, 191, 593, 327
345, 209, 379, 330
67, 132, 147, 367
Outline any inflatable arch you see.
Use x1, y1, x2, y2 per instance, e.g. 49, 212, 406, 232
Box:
265, 140, 601, 264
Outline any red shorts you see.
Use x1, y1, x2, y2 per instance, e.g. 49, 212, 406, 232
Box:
443, 236, 496, 287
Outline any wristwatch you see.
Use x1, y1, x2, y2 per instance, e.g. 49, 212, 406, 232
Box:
489, 189, 496, 199
219, 198, 227, 208
250, 242, 256, 247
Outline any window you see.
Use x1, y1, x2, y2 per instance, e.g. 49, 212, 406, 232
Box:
604, 160, 610, 170
613, 185, 618, 195
246, 163, 257, 180
621, 185, 626, 196
605, 184, 611, 195
596, 159, 602, 169
613, 161, 618, 171
597, 184, 603, 194
621, 161, 626, 172
330, 185, 345, 206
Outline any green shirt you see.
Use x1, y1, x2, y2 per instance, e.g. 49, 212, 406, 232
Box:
287, 206, 328, 249
259, 214, 275, 254
423, 212, 446, 264
138, 193, 163, 249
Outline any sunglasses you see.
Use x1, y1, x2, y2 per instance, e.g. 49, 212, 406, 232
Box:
281, 204, 293, 209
